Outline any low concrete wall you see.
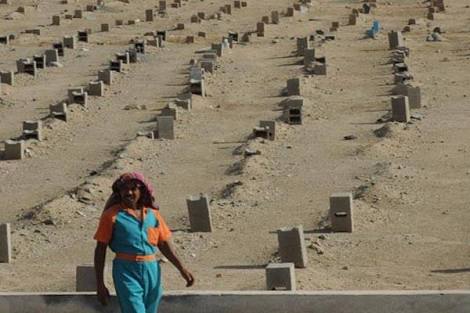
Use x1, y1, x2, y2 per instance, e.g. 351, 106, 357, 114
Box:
0, 290, 469, 313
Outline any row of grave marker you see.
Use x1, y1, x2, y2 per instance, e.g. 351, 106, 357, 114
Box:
0, 36, 155, 160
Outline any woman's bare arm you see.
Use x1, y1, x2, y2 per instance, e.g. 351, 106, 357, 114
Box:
94, 242, 110, 305
158, 240, 195, 287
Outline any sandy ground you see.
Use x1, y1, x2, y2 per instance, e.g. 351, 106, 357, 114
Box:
1, 0, 470, 292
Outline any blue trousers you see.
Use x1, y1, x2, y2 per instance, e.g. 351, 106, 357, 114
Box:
113, 259, 162, 313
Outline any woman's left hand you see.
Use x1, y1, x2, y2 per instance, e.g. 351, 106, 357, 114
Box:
179, 268, 195, 287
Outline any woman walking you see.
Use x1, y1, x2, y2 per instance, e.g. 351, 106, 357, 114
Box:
94, 172, 194, 313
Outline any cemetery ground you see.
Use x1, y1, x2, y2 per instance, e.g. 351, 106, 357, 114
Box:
1, 0, 470, 294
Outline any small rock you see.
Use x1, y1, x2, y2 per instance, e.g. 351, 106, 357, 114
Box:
344, 135, 357, 140
42, 219, 56, 226
124, 104, 147, 110
50, 62, 64, 67
244, 148, 261, 156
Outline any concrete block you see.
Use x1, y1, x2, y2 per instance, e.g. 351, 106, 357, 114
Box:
50, 102, 68, 121
234, 0, 241, 8
134, 41, 146, 54
393, 84, 421, 109
277, 225, 307, 268
68, 88, 88, 107
115, 20, 123, 26
17, 59, 37, 77
74, 9, 83, 18
0, 71, 14, 85
145, 9, 154, 22
211, 43, 223, 57
52, 15, 61, 25
256, 22, 265, 37
98, 69, 113, 85
63, 35, 76, 49
159, 0, 166, 12
157, 31, 167, 41
156, 116, 174, 139
266, 263, 296, 291
22, 120, 42, 141
33, 55, 46, 69
303, 48, 315, 66
77, 31, 88, 42
200, 59, 215, 73
286, 78, 302, 96
45, 49, 59, 66
228, 31, 238, 43
262, 16, 269, 24
348, 14, 357, 25
88, 80, 104, 96
161, 103, 178, 120
186, 194, 213, 232
110, 60, 123, 72
253, 120, 275, 140
4, 140, 24, 160
331, 21, 340, 31
388, 31, 404, 50
175, 97, 191, 111
0, 36, 9, 45
0, 224, 11, 263
76, 265, 96, 291
296, 37, 309, 56
190, 67, 205, 96
313, 62, 327, 75
260, 120, 275, 140
224, 4, 231, 14
329, 192, 353, 232
116, 52, 130, 64
391, 95, 410, 122
284, 97, 303, 125
53, 43, 64, 56
286, 7, 295, 17
185, 36, 194, 44
101, 23, 110, 32
271, 11, 280, 24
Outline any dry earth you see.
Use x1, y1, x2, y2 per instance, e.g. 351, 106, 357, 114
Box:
1, 0, 470, 293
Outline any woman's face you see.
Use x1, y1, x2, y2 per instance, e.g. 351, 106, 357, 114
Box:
118, 179, 142, 209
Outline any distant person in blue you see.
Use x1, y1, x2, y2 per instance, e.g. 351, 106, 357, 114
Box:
94, 172, 194, 313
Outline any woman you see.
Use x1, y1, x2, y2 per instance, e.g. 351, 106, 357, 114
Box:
94, 172, 194, 313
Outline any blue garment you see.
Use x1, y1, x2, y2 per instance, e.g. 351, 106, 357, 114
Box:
113, 259, 162, 313
95, 206, 172, 313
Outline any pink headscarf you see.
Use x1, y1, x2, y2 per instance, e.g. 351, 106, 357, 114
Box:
104, 172, 159, 210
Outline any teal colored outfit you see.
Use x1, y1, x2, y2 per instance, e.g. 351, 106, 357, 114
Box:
95, 205, 172, 313
111, 210, 162, 313
113, 259, 162, 313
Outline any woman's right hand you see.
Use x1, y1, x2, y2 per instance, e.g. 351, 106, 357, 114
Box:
97, 284, 110, 306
